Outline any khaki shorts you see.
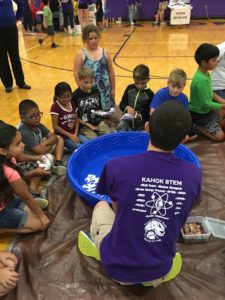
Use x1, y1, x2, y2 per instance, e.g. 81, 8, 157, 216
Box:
90, 205, 115, 251
79, 121, 112, 140
159, 1, 167, 10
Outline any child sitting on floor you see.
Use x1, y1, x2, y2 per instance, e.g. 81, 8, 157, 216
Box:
18, 99, 66, 178
72, 66, 113, 140
118, 64, 154, 131
0, 122, 49, 232
50, 82, 87, 153
189, 43, 225, 142
150, 68, 197, 141
79, 101, 202, 286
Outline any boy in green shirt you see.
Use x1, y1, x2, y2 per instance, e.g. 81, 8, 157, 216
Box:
189, 43, 225, 142
38, 0, 58, 48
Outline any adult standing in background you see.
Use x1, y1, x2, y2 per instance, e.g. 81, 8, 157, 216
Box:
78, 0, 89, 29
134, 0, 142, 23
0, 0, 31, 93
127, 0, 136, 26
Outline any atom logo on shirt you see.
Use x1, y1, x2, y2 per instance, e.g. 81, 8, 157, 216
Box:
146, 192, 173, 216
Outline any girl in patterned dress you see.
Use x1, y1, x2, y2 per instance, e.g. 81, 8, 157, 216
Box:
74, 24, 115, 111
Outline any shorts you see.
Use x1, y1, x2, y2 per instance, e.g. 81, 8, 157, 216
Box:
159, 1, 168, 10
90, 204, 115, 251
78, 3, 88, 9
191, 110, 222, 136
0, 197, 28, 229
47, 25, 55, 36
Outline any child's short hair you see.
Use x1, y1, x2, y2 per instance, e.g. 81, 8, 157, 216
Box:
19, 99, 38, 115
133, 64, 150, 81
168, 68, 187, 87
42, 0, 48, 5
78, 66, 94, 80
150, 101, 191, 151
54, 82, 72, 100
194, 43, 219, 65
82, 24, 100, 43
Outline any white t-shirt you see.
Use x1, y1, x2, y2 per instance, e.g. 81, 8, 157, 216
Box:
212, 42, 225, 91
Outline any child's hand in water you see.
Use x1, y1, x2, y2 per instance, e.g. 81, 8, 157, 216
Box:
39, 215, 50, 230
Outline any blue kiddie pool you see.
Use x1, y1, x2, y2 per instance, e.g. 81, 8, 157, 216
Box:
67, 132, 201, 206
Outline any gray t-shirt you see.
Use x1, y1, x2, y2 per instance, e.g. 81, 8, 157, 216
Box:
18, 123, 50, 155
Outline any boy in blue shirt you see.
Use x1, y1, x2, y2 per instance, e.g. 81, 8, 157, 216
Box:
150, 68, 197, 141
150, 68, 188, 114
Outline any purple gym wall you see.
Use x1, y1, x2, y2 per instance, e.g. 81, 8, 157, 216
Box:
107, 0, 225, 19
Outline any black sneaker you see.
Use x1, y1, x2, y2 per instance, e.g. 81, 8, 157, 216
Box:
53, 160, 66, 176
18, 84, 31, 90
38, 38, 43, 45
51, 43, 59, 48
5, 87, 12, 93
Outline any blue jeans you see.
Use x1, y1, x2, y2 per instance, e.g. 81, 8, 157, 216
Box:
214, 89, 225, 99
128, 5, 135, 23
64, 134, 88, 153
0, 196, 28, 229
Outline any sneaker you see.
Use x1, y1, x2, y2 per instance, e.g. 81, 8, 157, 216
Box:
71, 32, 77, 36
36, 198, 49, 210
160, 21, 167, 25
78, 231, 100, 261
38, 38, 43, 45
130, 22, 134, 26
152, 21, 159, 26
51, 43, 59, 48
52, 161, 66, 176
5, 87, 12, 93
18, 84, 31, 90
31, 193, 49, 210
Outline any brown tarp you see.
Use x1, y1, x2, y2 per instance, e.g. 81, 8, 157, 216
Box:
2, 138, 225, 300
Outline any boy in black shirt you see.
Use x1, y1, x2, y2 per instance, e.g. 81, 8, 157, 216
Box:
118, 64, 154, 131
72, 66, 113, 139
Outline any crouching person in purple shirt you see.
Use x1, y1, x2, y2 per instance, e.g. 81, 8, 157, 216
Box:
87, 101, 202, 286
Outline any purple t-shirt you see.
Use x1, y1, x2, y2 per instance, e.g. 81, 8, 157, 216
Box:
96, 150, 202, 283
150, 87, 189, 110
61, 0, 73, 12
50, 101, 77, 138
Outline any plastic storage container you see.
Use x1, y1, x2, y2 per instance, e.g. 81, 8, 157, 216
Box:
181, 216, 211, 243
181, 216, 225, 243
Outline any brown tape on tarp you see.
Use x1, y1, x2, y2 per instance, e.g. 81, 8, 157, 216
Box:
2, 138, 225, 300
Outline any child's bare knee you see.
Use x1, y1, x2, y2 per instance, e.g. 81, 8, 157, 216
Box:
213, 131, 224, 142
95, 201, 110, 209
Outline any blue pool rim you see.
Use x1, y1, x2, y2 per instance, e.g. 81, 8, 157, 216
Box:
67, 132, 201, 206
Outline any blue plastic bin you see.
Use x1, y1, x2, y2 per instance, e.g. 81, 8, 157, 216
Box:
67, 132, 201, 206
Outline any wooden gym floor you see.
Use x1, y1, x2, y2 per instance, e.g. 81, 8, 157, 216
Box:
1, 20, 225, 129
